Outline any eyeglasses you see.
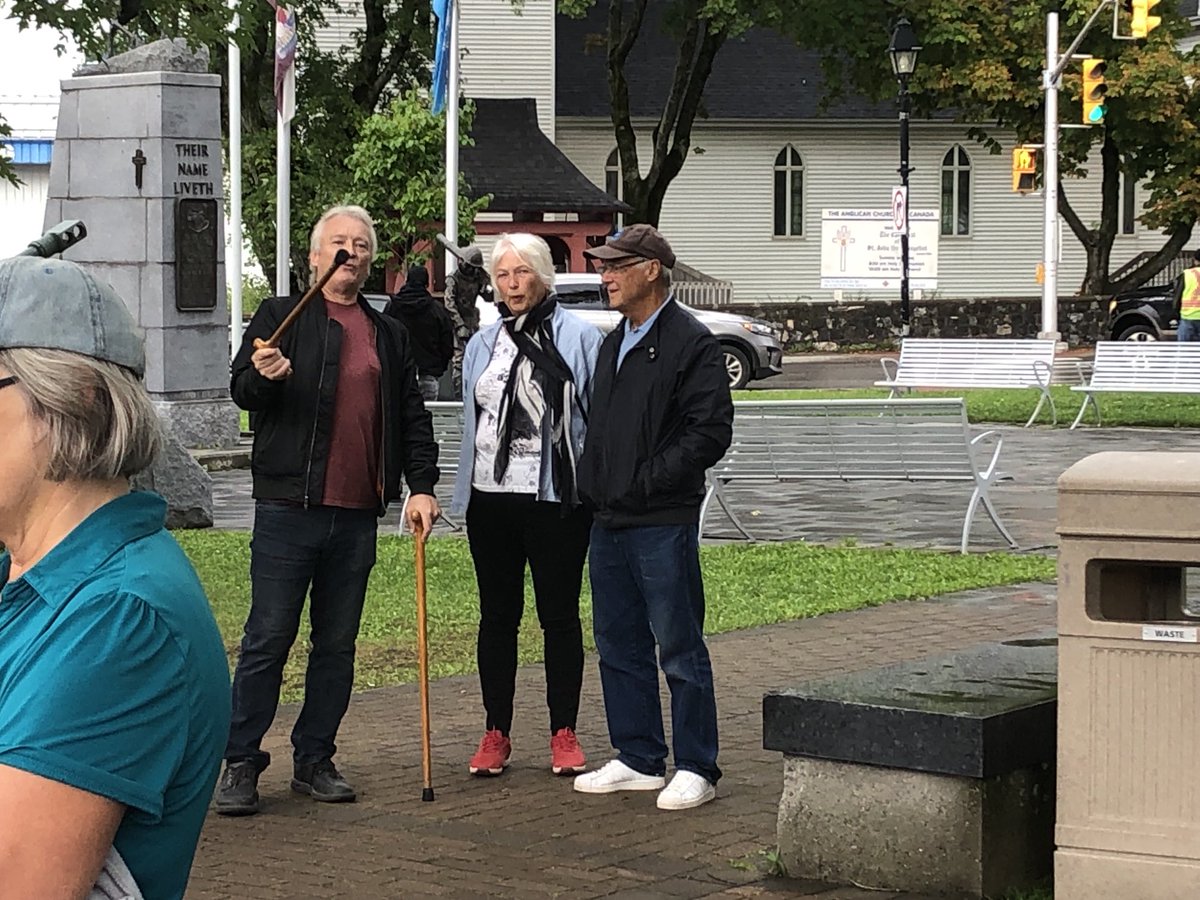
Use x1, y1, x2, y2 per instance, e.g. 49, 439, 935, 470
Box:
0, 376, 18, 391
594, 258, 650, 276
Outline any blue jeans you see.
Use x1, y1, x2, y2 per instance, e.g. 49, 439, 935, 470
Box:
1178, 319, 1200, 342
588, 523, 721, 784
226, 501, 377, 769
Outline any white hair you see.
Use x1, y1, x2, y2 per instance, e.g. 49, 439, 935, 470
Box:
309, 204, 379, 258
490, 233, 556, 295
0, 348, 162, 482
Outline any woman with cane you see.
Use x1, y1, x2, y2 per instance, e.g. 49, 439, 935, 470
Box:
450, 233, 603, 777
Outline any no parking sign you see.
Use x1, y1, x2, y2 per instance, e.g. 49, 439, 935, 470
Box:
891, 186, 907, 235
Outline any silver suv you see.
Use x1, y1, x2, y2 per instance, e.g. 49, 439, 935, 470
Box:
552, 274, 782, 390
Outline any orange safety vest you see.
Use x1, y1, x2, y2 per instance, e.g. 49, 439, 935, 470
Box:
1182, 268, 1200, 320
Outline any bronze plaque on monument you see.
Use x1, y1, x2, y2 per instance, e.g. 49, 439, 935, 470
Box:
175, 198, 218, 311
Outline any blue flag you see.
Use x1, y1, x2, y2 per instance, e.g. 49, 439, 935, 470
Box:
431, 0, 453, 114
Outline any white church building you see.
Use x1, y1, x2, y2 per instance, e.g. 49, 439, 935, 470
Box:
432, 0, 1183, 304
3, 2, 1194, 306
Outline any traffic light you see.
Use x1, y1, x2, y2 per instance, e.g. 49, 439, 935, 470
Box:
1081, 58, 1107, 126
1130, 0, 1162, 38
1012, 146, 1038, 194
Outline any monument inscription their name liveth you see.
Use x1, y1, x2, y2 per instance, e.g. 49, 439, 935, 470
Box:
172, 142, 216, 197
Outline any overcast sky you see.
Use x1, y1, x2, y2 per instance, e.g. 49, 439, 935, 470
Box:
0, 15, 82, 99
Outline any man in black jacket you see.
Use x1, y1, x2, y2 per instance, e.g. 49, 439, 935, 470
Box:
215, 205, 440, 816
572, 225, 732, 811
384, 264, 454, 400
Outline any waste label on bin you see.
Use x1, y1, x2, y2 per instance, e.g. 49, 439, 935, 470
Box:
1141, 625, 1198, 643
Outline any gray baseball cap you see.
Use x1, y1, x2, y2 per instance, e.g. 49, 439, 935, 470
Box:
0, 256, 145, 377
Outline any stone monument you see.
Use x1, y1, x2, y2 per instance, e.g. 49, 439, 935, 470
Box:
44, 38, 238, 451
38, 39, 238, 527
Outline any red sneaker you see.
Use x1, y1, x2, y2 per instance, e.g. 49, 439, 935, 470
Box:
469, 729, 511, 776
550, 727, 586, 775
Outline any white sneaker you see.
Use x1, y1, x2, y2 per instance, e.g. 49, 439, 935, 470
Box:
573, 759, 666, 794
656, 770, 716, 810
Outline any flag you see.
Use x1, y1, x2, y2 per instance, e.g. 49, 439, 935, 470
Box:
431, 0, 453, 114
272, 2, 297, 123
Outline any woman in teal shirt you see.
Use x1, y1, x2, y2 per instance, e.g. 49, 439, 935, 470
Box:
0, 256, 230, 900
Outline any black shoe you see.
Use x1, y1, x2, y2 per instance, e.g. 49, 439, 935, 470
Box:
214, 761, 260, 816
291, 760, 356, 803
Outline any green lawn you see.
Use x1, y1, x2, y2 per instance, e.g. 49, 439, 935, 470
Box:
736, 386, 1200, 428
176, 530, 1054, 701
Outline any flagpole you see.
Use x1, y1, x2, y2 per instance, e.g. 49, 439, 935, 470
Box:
443, 0, 460, 277
276, 109, 290, 296
228, 1, 243, 358
272, 4, 295, 297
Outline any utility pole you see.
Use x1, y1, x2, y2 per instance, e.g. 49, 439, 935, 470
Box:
1041, 12, 1060, 341
1040, 0, 1116, 341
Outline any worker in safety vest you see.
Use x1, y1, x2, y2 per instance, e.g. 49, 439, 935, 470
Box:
1172, 250, 1200, 341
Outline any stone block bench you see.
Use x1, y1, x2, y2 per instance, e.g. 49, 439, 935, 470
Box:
762, 636, 1057, 898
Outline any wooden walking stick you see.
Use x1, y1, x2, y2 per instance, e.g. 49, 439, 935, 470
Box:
411, 511, 435, 801
252, 248, 351, 349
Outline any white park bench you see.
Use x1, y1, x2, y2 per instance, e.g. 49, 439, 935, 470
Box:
875, 338, 1059, 427
700, 398, 1015, 554
1070, 341, 1200, 429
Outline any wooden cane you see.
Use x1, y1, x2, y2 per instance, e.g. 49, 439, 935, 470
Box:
252, 248, 352, 350
411, 512, 435, 801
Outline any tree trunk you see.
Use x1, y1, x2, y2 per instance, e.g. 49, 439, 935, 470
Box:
606, 0, 727, 226
1059, 130, 1194, 295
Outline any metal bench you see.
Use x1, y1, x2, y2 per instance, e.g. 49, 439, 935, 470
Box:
875, 338, 1059, 427
700, 398, 1015, 553
1070, 340, 1200, 429
400, 401, 465, 531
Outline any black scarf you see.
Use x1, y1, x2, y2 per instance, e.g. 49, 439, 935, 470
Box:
493, 295, 582, 508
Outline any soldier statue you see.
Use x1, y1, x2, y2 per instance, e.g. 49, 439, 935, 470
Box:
443, 246, 492, 399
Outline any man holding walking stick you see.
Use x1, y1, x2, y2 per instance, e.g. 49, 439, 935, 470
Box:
216, 205, 440, 816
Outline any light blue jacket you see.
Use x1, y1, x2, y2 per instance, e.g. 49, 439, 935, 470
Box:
451, 304, 603, 516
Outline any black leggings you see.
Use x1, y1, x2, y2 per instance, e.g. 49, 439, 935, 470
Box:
466, 490, 592, 735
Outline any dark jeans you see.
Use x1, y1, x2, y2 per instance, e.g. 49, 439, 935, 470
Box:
1179, 318, 1200, 341
589, 523, 721, 785
225, 501, 378, 769
466, 490, 592, 735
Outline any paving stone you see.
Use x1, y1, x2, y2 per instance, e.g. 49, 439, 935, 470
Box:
183, 410, 1180, 897
187, 580, 1057, 898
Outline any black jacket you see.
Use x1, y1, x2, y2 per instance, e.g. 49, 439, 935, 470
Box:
578, 298, 733, 528
231, 293, 439, 512
383, 285, 454, 376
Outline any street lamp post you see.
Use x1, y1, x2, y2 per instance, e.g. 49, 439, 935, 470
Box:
889, 18, 921, 337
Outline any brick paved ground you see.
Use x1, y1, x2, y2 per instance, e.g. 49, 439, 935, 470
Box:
187, 582, 1056, 899
193, 386, 1191, 897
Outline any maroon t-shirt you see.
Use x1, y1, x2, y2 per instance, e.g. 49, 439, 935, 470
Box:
321, 299, 382, 509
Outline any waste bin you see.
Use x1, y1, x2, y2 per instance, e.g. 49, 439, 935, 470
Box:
1056, 452, 1200, 899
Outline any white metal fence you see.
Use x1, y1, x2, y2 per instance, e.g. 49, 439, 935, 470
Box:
674, 279, 734, 308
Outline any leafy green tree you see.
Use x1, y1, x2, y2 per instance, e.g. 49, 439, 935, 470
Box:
347, 91, 489, 265
791, 0, 1200, 293
0, 116, 15, 187
1, 0, 437, 288
556, 0, 783, 227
